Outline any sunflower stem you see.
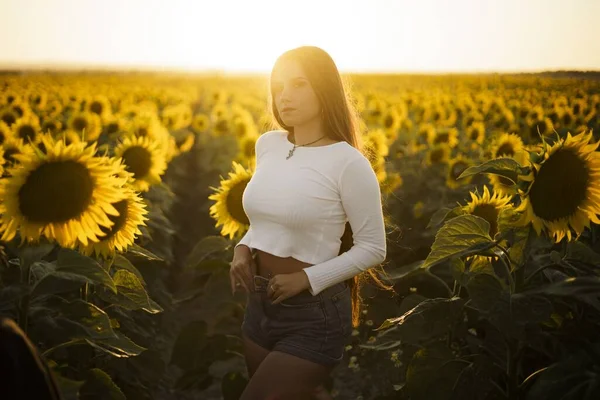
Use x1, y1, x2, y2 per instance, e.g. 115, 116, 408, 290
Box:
494, 245, 515, 293
18, 261, 31, 334
425, 269, 453, 298
81, 282, 89, 302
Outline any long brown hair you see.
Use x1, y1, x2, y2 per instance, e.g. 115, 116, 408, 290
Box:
267, 46, 394, 328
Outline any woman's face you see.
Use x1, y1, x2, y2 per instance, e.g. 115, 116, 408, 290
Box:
271, 60, 321, 126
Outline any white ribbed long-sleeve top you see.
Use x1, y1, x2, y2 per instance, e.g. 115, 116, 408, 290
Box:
235, 130, 387, 296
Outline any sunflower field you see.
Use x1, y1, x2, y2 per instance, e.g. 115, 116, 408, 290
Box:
1, 71, 600, 399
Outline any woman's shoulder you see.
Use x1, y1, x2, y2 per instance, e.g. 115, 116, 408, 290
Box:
257, 129, 286, 147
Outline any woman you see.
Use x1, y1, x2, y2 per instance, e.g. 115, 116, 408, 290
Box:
229, 46, 391, 400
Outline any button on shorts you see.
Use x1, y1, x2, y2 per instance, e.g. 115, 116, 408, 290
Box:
241, 270, 353, 367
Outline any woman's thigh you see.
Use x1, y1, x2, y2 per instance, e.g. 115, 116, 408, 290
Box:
239, 350, 334, 400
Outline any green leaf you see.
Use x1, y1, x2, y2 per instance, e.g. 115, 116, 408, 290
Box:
427, 206, 465, 230
384, 260, 426, 282
98, 270, 162, 314
458, 157, 525, 184
515, 277, 600, 312
423, 215, 494, 270
526, 342, 600, 400
405, 342, 469, 400
125, 243, 163, 261
56, 249, 116, 293
56, 299, 117, 340
84, 331, 147, 358
52, 373, 85, 400
19, 241, 55, 269
170, 320, 208, 370
184, 235, 230, 269
466, 273, 509, 314
375, 297, 466, 345
566, 241, 600, 266
79, 368, 126, 400
112, 254, 146, 285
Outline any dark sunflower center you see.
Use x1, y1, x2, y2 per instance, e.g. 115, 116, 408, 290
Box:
73, 117, 88, 131
43, 122, 58, 133
106, 122, 119, 134
244, 141, 254, 157
528, 148, 589, 221
90, 101, 103, 115
451, 161, 468, 180
137, 127, 149, 137
12, 106, 24, 117
430, 148, 445, 163
122, 147, 152, 179
0, 132, 5, 146
471, 203, 499, 238
1, 111, 16, 126
99, 199, 128, 240
496, 143, 514, 158
384, 115, 394, 128
226, 179, 250, 225
18, 160, 94, 223
434, 132, 449, 144
18, 125, 36, 141
470, 129, 480, 140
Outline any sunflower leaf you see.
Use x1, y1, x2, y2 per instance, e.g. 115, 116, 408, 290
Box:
54, 249, 117, 294
84, 331, 146, 358
426, 206, 465, 229
125, 244, 163, 262
184, 235, 230, 270
457, 157, 524, 184
112, 255, 146, 285
78, 368, 126, 400
55, 299, 117, 340
98, 270, 162, 314
423, 215, 494, 270
374, 297, 466, 345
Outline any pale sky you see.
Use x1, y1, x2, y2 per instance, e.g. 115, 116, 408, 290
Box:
1, 0, 599, 73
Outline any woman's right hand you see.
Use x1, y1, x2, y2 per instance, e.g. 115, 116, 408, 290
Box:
229, 246, 256, 294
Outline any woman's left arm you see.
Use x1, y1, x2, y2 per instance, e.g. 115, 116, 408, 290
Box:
300, 155, 387, 296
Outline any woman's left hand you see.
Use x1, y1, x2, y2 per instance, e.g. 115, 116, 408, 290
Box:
268, 271, 311, 304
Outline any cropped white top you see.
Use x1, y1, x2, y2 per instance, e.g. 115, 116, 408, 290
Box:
235, 130, 387, 296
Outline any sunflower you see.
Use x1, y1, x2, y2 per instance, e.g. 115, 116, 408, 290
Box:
0, 136, 127, 247
381, 171, 403, 194
530, 117, 554, 139
489, 132, 525, 160
191, 113, 210, 133
113, 135, 167, 192
41, 119, 63, 135
0, 121, 14, 146
515, 130, 600, 243
1, 107, 19, 127
86, 95, 113, 121
465, 121, 486, 148
53, 129, 83, 146
416, 123, 436, 146
237, 134, 258, 166
208, 161, 253, 239
446, 155, 474, 189
463, 185, 513, 242
425, 144, 451, 166
78, 185, 148, 259
67, 111, 102, 142
1, 137, 34, 173
431, 127, 459, 148
11, 115, 42, 145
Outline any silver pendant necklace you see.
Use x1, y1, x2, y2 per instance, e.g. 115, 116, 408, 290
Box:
286, 134, 327, 160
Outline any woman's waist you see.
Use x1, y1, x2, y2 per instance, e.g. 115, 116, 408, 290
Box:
254, 249, 313, 277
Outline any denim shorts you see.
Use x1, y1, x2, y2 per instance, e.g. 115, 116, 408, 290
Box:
241, 268, 353, 367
